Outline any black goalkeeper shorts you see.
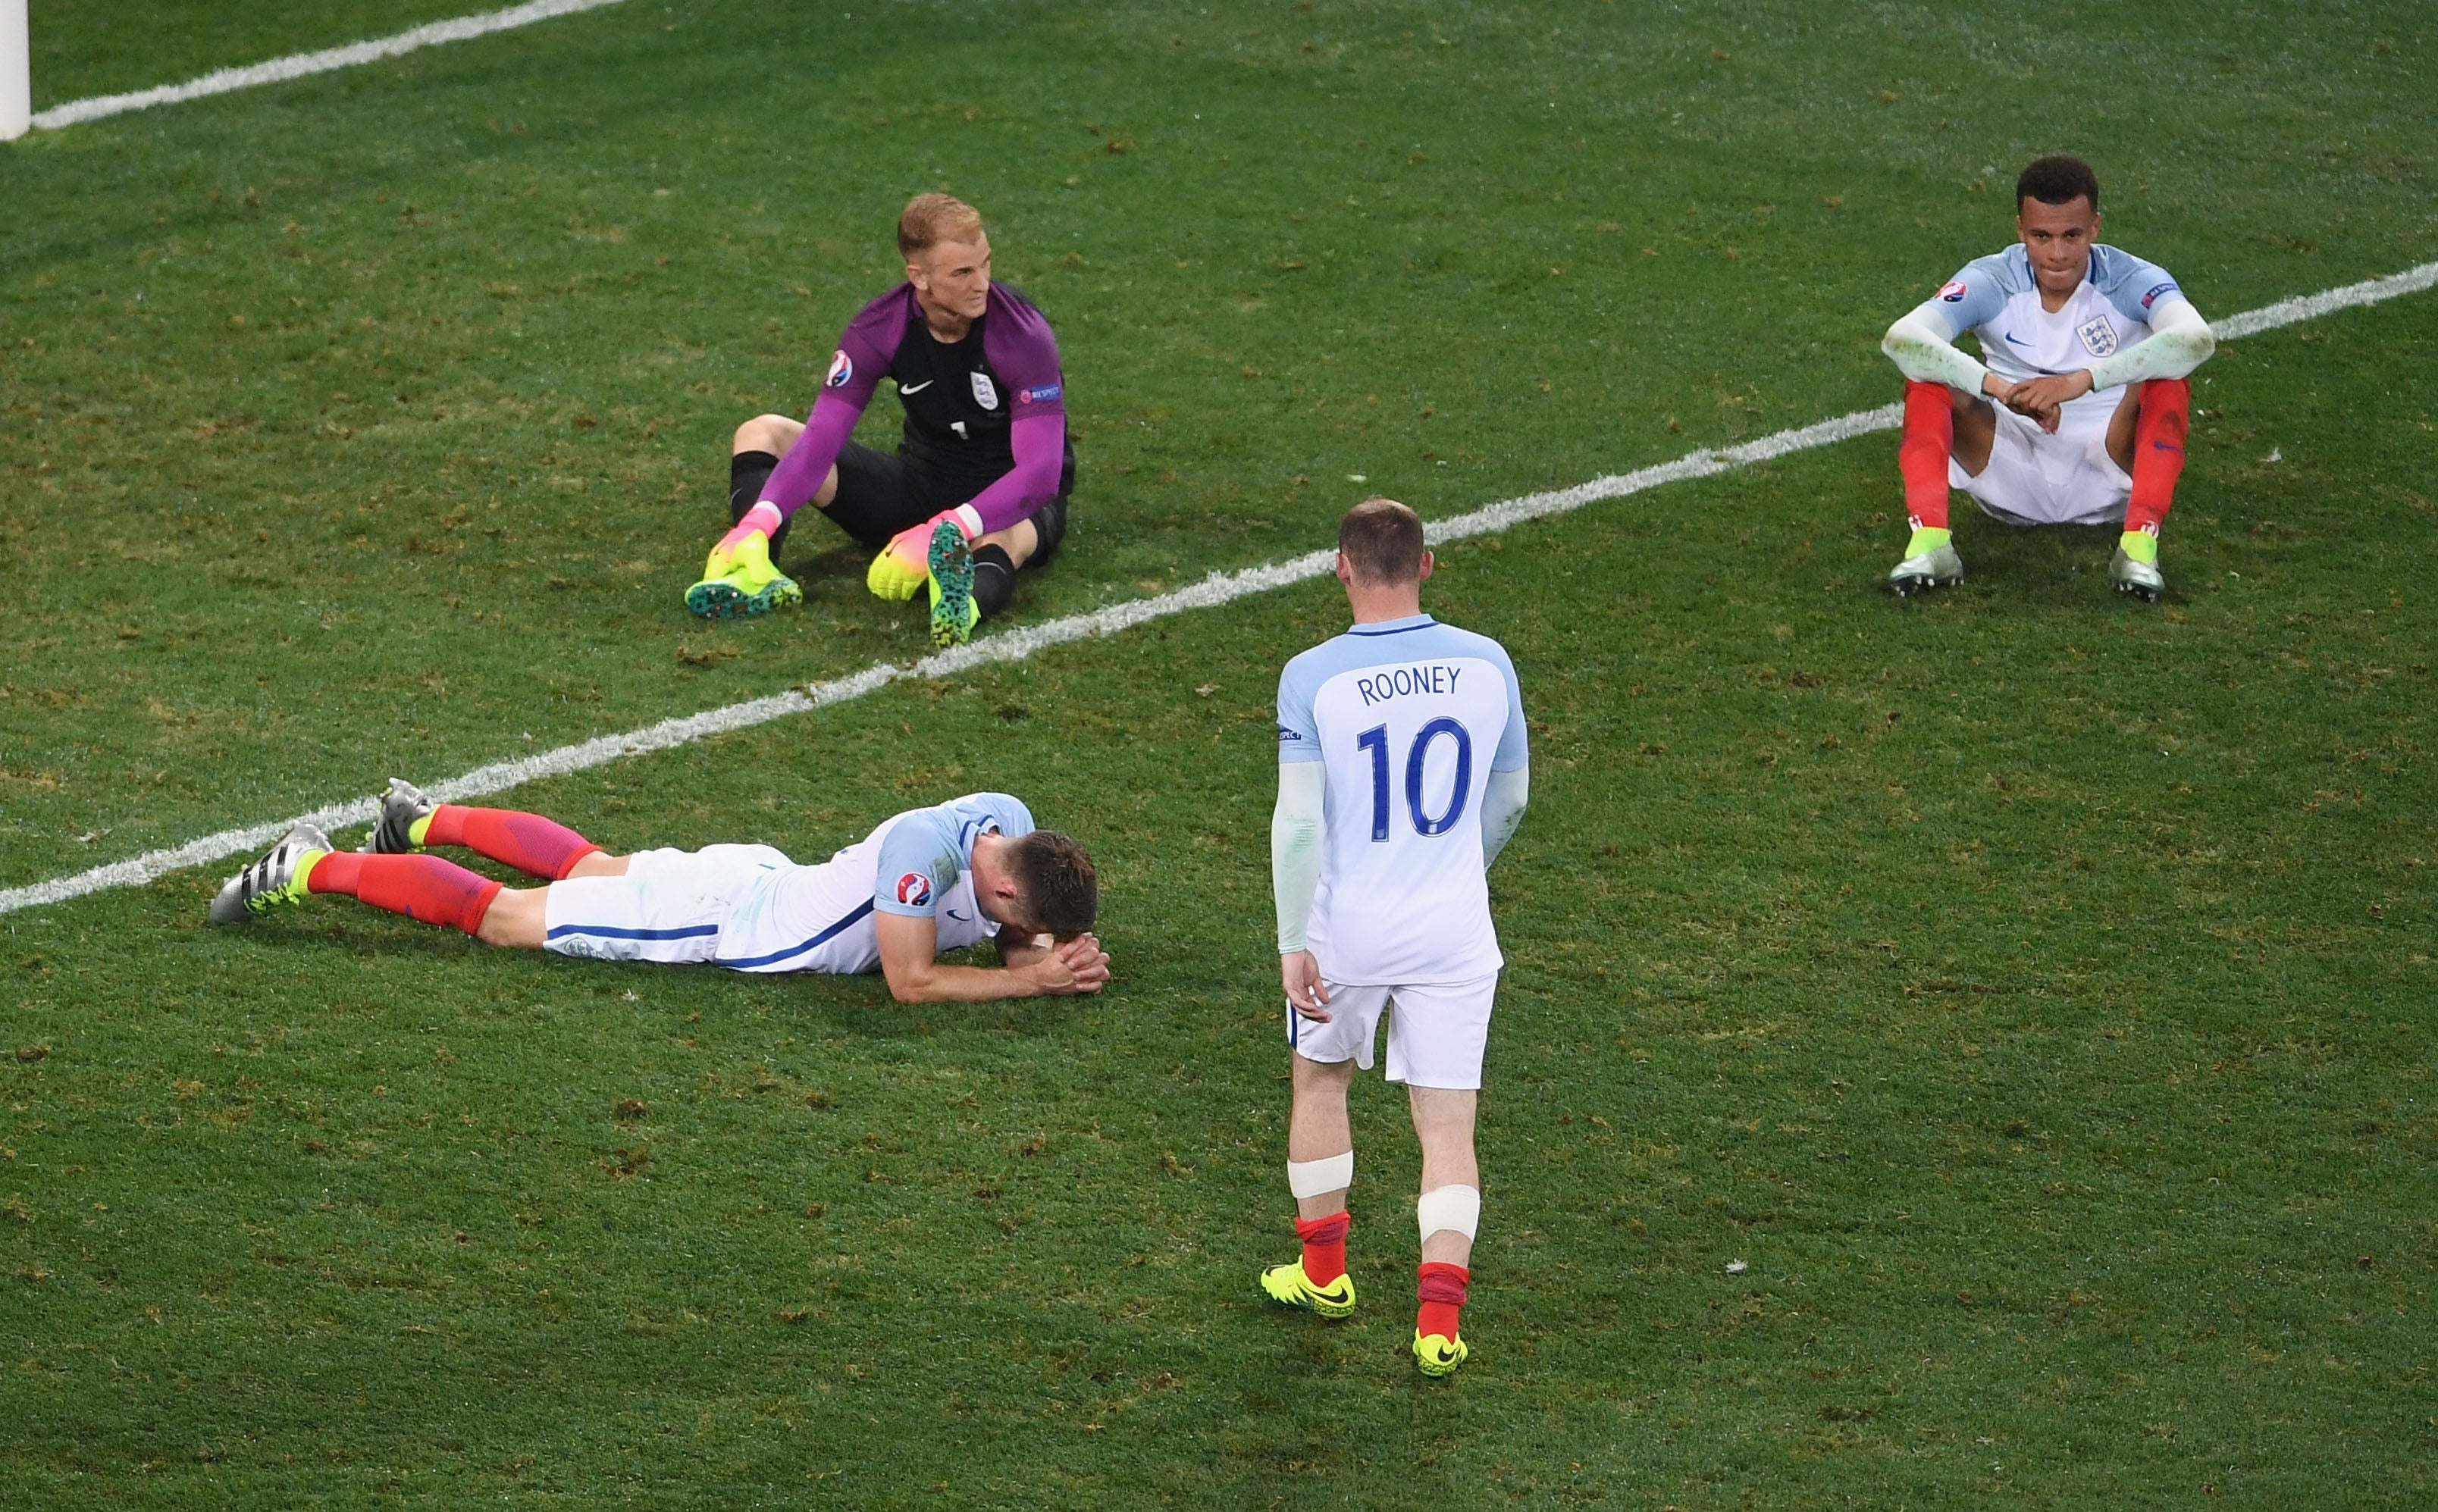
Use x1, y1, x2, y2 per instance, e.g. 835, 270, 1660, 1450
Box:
756, 442, 1070, 568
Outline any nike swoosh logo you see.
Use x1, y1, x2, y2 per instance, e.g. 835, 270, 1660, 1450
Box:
946, 909, 970, 921
2004, 332, 2032, 346
899, 379, 933, 393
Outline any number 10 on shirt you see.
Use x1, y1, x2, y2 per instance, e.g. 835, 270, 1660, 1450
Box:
1355, 719, 1474, 841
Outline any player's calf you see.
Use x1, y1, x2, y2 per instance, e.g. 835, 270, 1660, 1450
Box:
1259, 1151, 1359, 1319
1890, 381, 1967, 596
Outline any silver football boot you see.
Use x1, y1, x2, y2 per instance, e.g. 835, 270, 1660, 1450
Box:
2109, 547, 2165, 603
1887, 540, 1965, 596
208, 823, 334, 925
362, 778, 438, 854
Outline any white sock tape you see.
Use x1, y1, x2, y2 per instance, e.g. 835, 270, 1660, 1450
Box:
1416, 1185, 1481, 1244
1286, 1151, 1353, 1200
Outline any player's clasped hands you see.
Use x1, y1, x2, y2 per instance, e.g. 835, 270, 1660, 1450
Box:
1280, 949, 1332, 1023
1989, 371, 2094, 434
1026, 931, 1111, 996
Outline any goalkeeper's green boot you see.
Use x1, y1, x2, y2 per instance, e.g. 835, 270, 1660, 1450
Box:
1258, 1258, 1358, 1319
208, 825, 333, 924
926, 518, 979, 649
1888, 526, 1963, 596
685, 531, 801, 619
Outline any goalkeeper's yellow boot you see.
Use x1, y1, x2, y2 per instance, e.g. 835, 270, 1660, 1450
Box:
1412, 1329, 1469, 1378
208, 825, 333, 924
685, 531, 801, 619
925, 518, 979, 648
1258, 1259, 1358, 1319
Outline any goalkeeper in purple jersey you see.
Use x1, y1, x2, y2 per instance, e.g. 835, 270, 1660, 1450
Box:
687, 193, 1076, 647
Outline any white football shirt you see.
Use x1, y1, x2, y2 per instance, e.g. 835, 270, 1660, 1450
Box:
1277, 613, 1528, 985
1926, 243, 2187, 437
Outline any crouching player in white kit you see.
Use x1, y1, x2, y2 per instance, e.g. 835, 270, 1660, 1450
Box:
208, 782, 1109, 1001
1882, 155, 2217, 601
1259, 499, 1529, 1378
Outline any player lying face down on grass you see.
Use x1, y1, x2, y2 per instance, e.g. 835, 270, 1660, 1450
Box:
208, 783, 1108, 1003
1259, 498, 1531, 1379
1880, 155, 2217, 603
687, 192, 1076, 650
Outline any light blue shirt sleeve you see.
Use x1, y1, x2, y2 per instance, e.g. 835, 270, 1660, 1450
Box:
1277, 651, 1325, 765
2088, 244, 2186, 326
1922, 249, 2023, 338
873, 811, 961, 919
1490, 643, 1528, 772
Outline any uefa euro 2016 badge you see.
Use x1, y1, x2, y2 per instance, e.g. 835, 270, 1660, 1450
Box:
825, 349, 854, 387
2076, 315, 2119, 357
895, 871, 933, 908
970, 371, 1000, 409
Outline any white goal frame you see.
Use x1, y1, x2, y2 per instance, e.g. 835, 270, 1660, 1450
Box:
2, 0, 30, 141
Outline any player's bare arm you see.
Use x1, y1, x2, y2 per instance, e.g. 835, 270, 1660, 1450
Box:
874, 911, 1108, 1002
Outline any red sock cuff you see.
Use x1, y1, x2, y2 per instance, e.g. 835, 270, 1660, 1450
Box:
1294, 1212, 1350, 1246
1296, 1210, 1349, 1286
1416, 1261, 1471, 1306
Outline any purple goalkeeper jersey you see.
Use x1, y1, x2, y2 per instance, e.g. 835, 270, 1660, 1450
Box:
757, 281, 1070, 533
826, 281, 1066, 485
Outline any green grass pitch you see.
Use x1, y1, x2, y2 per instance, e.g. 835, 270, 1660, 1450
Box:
4, 2, 2435, 1504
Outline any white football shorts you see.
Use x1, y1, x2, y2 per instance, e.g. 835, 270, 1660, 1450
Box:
541, 844, 791, 965
1952, 400, 2132, 527
1286, 972, 1499, 1091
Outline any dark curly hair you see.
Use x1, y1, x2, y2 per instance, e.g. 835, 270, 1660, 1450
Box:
2017, 155, 2100, 213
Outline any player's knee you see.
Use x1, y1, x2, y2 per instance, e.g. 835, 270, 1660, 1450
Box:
733, 414, 796, 455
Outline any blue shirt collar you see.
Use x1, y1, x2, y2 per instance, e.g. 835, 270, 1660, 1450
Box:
1346, 612, 1437, 637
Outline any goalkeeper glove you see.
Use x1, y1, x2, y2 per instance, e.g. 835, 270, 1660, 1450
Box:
868, 509, 970, 601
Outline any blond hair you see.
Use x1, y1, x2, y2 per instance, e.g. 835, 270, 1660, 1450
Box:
898, 193, 985, 261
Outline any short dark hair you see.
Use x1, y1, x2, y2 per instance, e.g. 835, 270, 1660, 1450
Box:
1006, 830, 1097, 940
1337, 497, 1425, 587
2017, 155, 2100, 213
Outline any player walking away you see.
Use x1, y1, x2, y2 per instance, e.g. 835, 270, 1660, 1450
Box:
1881, 155, 2217, 602
1260, 499, 1530, 1378
208, 782, 1108, 1002
687, 193, 1076, 648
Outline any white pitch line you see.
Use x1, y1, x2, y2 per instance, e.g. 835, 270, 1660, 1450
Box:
2, 260, 2433, 918
26, 0, 627, 133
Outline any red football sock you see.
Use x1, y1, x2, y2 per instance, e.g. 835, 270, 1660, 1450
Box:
1898, 379, 1954, 531
1417, 1261, 1470, 1339
421, 804, 600, 881
1295, 1211, 1349, 1286
307, 852, 502, 935
2123, 376, 2190, 539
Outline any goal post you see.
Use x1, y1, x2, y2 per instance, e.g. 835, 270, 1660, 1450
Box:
1, 0, 28, 140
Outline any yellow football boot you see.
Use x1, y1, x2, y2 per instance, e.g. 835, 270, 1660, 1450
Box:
1412, 1329, 1469, 1378
1258, 1259, 1357, 1320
